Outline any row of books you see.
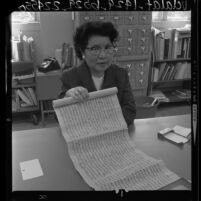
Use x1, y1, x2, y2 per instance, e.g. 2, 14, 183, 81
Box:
12, 34, 35, 62
12, 87, 38, 110
152, 25, 191, 60
152, 62, 191, 82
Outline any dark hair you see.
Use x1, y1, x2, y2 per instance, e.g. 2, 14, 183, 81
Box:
73, 21, 119, 60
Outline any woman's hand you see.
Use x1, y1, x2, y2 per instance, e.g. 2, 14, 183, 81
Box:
65, 86, 89, 102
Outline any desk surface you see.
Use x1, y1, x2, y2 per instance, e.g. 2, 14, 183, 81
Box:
12, 114, 191, 191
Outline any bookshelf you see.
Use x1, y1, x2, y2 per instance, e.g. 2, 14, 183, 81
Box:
12, 61, 39, 125
148, 26, 191, 104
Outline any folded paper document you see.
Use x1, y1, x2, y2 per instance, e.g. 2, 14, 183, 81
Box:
53, 87, 181, 191
158, 125, 191, 144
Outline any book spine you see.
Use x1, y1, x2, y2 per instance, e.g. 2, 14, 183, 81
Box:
17, 89, 32, 105
174, 62, 187, 80
14, 90, 20, 110
27, 88, 38, 106
22, 87, 34, 105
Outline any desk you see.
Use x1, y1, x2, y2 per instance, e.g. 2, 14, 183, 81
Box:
36, 71, 62, 125
12, 115, 191, 191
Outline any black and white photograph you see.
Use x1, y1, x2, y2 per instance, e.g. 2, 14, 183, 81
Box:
5, 2, 199, 200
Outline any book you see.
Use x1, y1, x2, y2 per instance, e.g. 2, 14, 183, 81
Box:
176, 38, 183, 58
27, 88, 38, 106
187, 39, 191, 58
22, 87, 34, 105
181, 38, 188, 58
166, 64, 175, 80
16, 89, 32, 105
185, 38, 191, 58
12, 41, 20, 61
20, 103, 34, 107
174, 62, 188, 80
168, 65, 177, 80
172, 29, 179, 59
152, 26, 190, 60
185, 63, 191, 79
152, 67, 159, 82
22, 35, 32, 62
171, 62, 183, 80
168, 29, 176, 59
28, 37, 35, 61
158, 63, 167, 80
17, 41, 24, 61
160, 64, 171, 81
164, 38, 170, 59
12, 35, 35, 62
163, 64, 173, 80
14, 90, 20, 109
13, 73, 35, 80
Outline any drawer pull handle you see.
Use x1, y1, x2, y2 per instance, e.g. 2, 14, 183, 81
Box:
114, 16, 120, 20
128, 29, 133, 35
141, 37, 146, 42
128, 38, 132, 43
139, 79, 143, 83
126, 64, 131, 69
84, 16, 90, 20
128, 16, 133, 21
128, 47, 132, 52
114, 47, 118, 52
142, 16, 147, 21
141, 29, 146, 34
140, 71, 144, 75
99, 16, 104, 20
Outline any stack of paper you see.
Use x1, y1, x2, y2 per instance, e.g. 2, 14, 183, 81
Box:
150, 90, 169, 102
53, 87, 180, 191
158, 125, 191, 144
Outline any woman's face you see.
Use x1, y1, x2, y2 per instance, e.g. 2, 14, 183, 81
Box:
83, 35, 114, 77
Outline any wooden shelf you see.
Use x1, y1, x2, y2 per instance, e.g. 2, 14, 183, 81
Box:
154, 58, 191, 63
152, 80, 190, 89
12, 106, 39, 113
12, 61, 39, 125
12, 83, 36, 88
152, 78, 191, 84
162, 90, 191, 103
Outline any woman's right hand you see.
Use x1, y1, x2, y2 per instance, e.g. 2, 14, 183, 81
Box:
65, 86, 89, 102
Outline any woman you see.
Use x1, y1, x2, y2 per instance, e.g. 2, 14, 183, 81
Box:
59, 21, 136, 126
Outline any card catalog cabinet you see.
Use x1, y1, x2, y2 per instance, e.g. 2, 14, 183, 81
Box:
74, 12, 152, 96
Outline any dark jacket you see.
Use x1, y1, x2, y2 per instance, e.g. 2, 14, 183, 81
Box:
59, 61, 136, 125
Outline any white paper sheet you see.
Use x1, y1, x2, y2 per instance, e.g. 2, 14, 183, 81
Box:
53, 87, 180, 191
20, 159, 43, 180
164, 132, 189, 144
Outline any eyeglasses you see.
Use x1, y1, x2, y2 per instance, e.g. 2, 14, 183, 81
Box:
85, 45, 115, 55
